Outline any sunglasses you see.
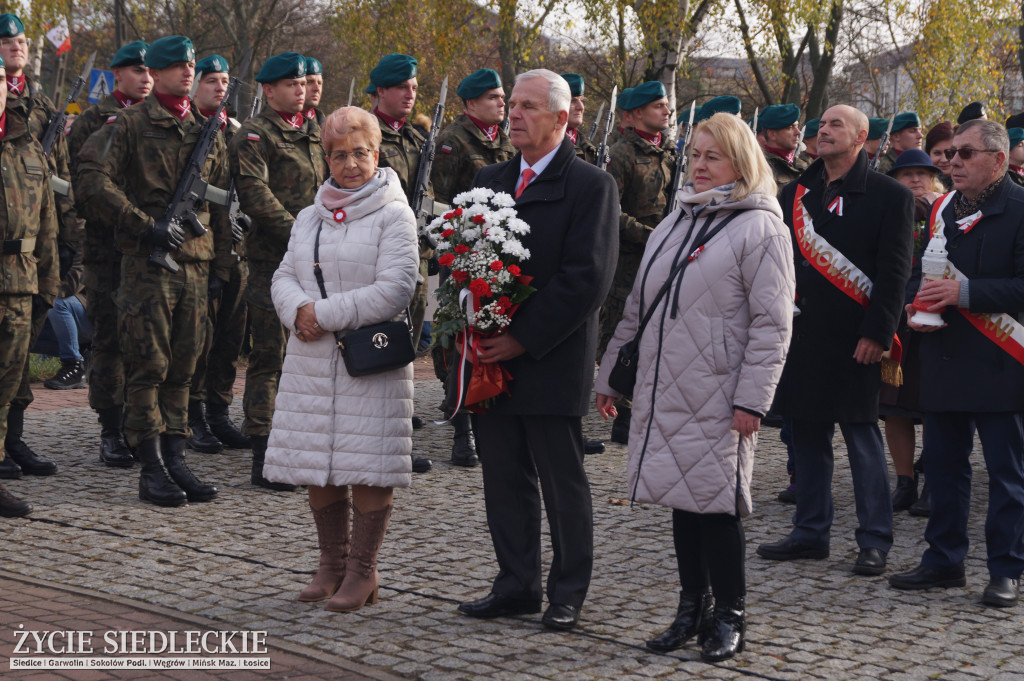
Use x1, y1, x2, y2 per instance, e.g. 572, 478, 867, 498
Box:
943, 147, 1000, 160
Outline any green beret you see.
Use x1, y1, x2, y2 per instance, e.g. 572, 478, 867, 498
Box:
804, 117, 820, 138
759, 103, 800, 131
111, 41, 148, 68
867, 118, 889, 140
1009, 128, 1024, 149
255, 52, 306, 83
616, 88, 633, 110
365, 82, 376, 95
305, 57, 322, 76
370, 53, 417, 89
560, 73, 584, 97
457, 69, 502, 101
891, 112, 921, 133
0, 14, 24, 38
195, 54, 229, 77
145, 36, 196, 70
693, 95, 741, 123
620, 81, 666, 111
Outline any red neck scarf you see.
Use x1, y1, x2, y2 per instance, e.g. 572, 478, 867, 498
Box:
304, 108, 316, 120
0, 111, 6, 140
276, 109, 304, 129
1011, 164, 1024, 177
154, 92, 191, 120
634, 129, 661, 146
805, 151, 818, 160
113, 90, 139, 109
566, 128, 578, 144
374, 108, 404, 131
6, 74, 25, 96
467, 114, 498, 141
199, 108, 228, 131
765, 146, 795, 164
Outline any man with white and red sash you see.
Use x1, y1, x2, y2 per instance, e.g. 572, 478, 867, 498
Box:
757, 105, 913, 575
890, 120, 1024, 607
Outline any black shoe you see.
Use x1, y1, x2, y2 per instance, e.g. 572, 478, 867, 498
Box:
162, 434, 218, 502
450, 412, 478, 467
756, 536, 829, 561
0, 481, 31, 517
777, 479, 796, 504
700, 597, 745, 662
853, 548, 887, 576
542, 603, 580, 630
584, 439, 605, 455
891, 474, 918, 511
610, 407, 630, 444
136, 438, 187, 507
457, 593, 541, 619
646, 589, 713, 652
982, 577, 1019, 607
908, 481, 931, 517
205, 402, 251, 449
250, 435, 297, 491
889, 563, 966, 590
0, 456, 22, 479
43, 359, 87, 390
5, 408, 57, 476
412, 415, 424, 429
412, 456, 432, 473
186, 402, 223, 454
97, 407, 134, 468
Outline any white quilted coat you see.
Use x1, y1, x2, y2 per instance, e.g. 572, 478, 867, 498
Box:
595, 189, 795, 516
263, 168, 419, 488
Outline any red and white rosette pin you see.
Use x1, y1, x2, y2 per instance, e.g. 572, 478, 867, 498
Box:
333, 209, 346, 223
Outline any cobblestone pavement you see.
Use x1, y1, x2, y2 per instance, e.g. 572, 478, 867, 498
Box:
4, 358, 1023, 680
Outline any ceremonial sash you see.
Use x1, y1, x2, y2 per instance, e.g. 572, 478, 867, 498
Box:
928, 192, 1024, 365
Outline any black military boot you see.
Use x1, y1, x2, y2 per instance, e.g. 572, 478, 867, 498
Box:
5, 408, 57, 476
701, 597, 746, 662
136, 437, 187, 507
161, 434, 218, 502
43, 359, 87, 390
610, 405, 631, 445
205, 401, 251, 449
97, 407, 134, 468
450, 412, 479, 467
250, 435, 297, 491
186, 401, 223, 454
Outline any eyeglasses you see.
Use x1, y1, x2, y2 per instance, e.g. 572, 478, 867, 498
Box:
943, 147, 1000, 161
329, 149, 375, 163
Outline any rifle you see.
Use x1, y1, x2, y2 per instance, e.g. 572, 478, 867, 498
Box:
224, 51, 254, 251
588, 102, 605, 141
148, 77, 239, 273
500, 115, 509, 136
796, 123, 806, 159
346, 77, 355, 107
667, 100, 696, 216
43, 52, 95, 196
750, 106, 759, 133
869, 115, 895, 172
594, 86, 618, 170
411, 76, 451, 245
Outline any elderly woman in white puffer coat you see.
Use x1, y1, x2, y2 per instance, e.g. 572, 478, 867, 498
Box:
264, 106, 419, 614
596, 112, 795, 661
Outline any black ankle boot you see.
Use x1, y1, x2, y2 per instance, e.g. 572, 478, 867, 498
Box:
186, 402, 223, 454
450, 412, 478, 467
646, 589, 713, 652
5, 408, 57, 475
909, 480, 931, 517
611, 406, 631, 444
43, 359, 87, 390
205, 402, 251, 449
97, 407, 134, 468
162, 434, 218, 502
250, 435, 296, 491
701, 597, 745, 661
137, 437, 187, 507
892, 474, 918, 511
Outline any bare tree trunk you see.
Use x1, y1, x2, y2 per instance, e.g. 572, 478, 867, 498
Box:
735, 0, 774, 104
805, 1, 843, 119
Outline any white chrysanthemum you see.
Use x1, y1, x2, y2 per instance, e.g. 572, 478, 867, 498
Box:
507, 218, 530, 235
490, 192, 515, 208
427, 215, 446, 231
435, 241, 451, 251
486, 225, 508, 243
495, 207, 517, 220
501, 241, 525, 258
521, 247, 531, 260
461, 227, 482, 242
453, 191, 472, 206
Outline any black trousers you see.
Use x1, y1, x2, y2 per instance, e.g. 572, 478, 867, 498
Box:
474, 413, 594, 609
673, 509, 745, 604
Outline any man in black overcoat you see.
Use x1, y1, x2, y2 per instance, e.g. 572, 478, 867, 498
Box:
890, 120, 1024, 607
757, 105, 913, 575
455, 69, 619, 630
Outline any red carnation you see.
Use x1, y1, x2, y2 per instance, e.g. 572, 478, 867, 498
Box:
507, 264, 521, 276
472, 214, 486, 224
451, 270, 468, 282
438, 253, 455, 267
453, 207, 463, 217
454, 244, 470, 254
489, 260, 503, 271
443, 211, 454, 220
499, 295, 512, 308
469, 278, 492, 297
441, 228, 455, 238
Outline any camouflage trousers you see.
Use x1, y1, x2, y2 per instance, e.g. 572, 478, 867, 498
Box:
190, 259, 248, 407
242, 263, 286, 437
9, 303, 47, 412
117, 255, 208, 446
85, 256, 124, 411
0, 295, 33, 454
409, 258, 429, 349
597, 250, 644, 360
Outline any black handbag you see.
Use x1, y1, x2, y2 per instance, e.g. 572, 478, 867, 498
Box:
313, 224, 415, 377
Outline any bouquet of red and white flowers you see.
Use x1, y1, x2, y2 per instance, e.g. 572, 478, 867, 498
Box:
427, 187, 535, 412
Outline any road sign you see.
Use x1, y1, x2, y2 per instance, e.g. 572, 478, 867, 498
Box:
88, 69, 114, 103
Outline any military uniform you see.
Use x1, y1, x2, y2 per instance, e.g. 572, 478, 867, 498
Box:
765, 149, 807, 196
230, 107, 326, 438
874, 147, 899, 175
431, 113, 515, 205
569, 129, 597, 165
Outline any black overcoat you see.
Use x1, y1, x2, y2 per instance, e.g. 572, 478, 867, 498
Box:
772, 151, 913, 422
918, 177, 1024, 412
472, 137, 619, 417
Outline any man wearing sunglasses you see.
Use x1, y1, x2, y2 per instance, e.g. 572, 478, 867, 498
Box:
891, 120, 1024, 608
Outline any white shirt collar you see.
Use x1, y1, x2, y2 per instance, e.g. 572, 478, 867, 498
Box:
517, 143, 561, 189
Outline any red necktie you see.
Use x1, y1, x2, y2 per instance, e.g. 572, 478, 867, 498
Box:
515, 168, 536, 199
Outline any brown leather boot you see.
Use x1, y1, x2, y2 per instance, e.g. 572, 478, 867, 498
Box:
325, 504, 392, 612
298, 498, 350, 602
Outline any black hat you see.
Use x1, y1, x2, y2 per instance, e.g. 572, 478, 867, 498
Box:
1005, 112, 1024, 129
957, 101, 985, 125
887, 149, 940, 177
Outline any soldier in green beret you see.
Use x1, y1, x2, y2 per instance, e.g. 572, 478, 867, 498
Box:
0, 52, 59, 516
0, 13, 80, 479
864, 117, 888, 160
68, 40, 152, 468
875, 112, 923, 174
1008, 128, 1024, 186
560, 73, 597, 164
758, 103, 805, 195
606, 86, 634, 147
799, 117, 820, 165
76, 35, 233, 507
601, 81, 675, 444
304, 57, 324, 129
230, 51, 326, 489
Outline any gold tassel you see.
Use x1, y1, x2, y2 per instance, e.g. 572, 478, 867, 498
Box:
881, 358, 903, 387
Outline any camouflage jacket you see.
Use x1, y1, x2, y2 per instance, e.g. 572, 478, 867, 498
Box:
229, 109, 326, 267
874, 147, 899, 175
431, 114, 515, 205
1010, 168, 1024, 187
0, 107, 59, 301
75, 94, 233, 279
569, 129, 597, 165
607, 128, 675, 252
765, 149, 806, 197
377, 116, 428, 205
